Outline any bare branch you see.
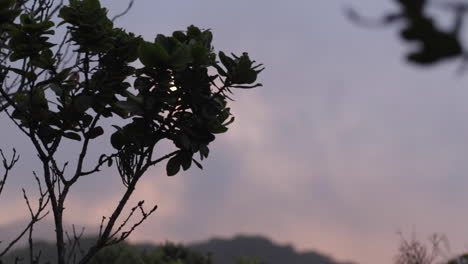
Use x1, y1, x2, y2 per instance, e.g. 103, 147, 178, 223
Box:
65, 225, 86, 264
114, 203, 157, 244
0, 174, 50, 258
78, 154, 117, 177
143, 150, 179, 171
107, 200, 157, 244
0, 148, 19, 198
111, 0, 134, 22
395, 232, 450, 264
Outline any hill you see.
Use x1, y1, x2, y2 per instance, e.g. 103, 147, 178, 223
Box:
1, 235, 356, 264
190, 235, 355, 264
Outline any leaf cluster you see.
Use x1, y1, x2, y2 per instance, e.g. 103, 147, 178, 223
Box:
393, 0, 462, 64
0, 0, 21, 29
59, 0, 114, 53
2, 0, 263, 177
7, 14, 55, 66
355, 0, 466, 65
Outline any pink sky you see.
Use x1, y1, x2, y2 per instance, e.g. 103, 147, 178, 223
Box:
3, 1, 468, 264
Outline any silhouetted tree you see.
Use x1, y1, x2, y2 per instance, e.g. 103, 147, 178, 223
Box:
0, 0, 263, 263
394, 233, 450, 264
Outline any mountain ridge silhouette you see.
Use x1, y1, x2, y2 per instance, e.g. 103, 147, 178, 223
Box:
1, 233, 357, 264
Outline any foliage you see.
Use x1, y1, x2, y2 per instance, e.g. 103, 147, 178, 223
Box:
0, 0, 263, 263
90, 241, 263, 264
90, 242, 213, 264
236, 257, 261, 264
349, 0, 467, 66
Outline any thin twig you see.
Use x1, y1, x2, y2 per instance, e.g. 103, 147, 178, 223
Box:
111, 0, 134, 22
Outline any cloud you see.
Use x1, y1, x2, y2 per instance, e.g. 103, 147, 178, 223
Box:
6, 1, 468, 264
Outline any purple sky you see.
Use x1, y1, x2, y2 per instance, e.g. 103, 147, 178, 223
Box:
3, 1, 468, 263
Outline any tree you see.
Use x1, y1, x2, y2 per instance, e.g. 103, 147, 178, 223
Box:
89, 242, 213, 264
0, 0, 264, 263
394, 233, 450, 264
88, 242, 261, 264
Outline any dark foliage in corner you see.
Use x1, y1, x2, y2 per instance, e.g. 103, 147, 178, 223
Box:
348, 0, 468, 66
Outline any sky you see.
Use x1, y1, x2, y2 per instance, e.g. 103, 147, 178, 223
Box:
4, 0, 468, 264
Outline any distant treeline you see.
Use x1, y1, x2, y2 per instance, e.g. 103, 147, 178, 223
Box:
2, 235, 356, 264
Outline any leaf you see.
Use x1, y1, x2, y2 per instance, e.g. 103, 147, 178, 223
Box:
199, 145, 209, 159
179, 134, 191, 149
0, 0, 15, 8
201, 30, 213, 47
213, 63, 228, 77
155, 34, 170, 50
110, 130, 125, 150
56, 67, 73, 82
86, 126, 104, 139
223, 116, 235, 126
218, 51, 235, 72
83, 0, 101, 9
192, 158, 203, 170
170, 44, 192, 70
81, 114, 93, 127
172, 31, 186, 42
231, 83, 263, 89
125, 91, 144, 104
138, 41, 169, 67
31, 88, 47, 107
73, 95, 93, 112
0, 8, 20, 25
210, 124, 228, 134
19, 14, 32, 25
187, 25, 202, 39
166, 155, 181, 176
114, 101, 141, 116
49, 83, 62, 96
25, 71, 38, 82
191, 43, 210, 65
180, 152, 192, 171
38, 125, 58, 144
63, 132, 81, 141
134, 76, 152, 91
231, 53, 262, 84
